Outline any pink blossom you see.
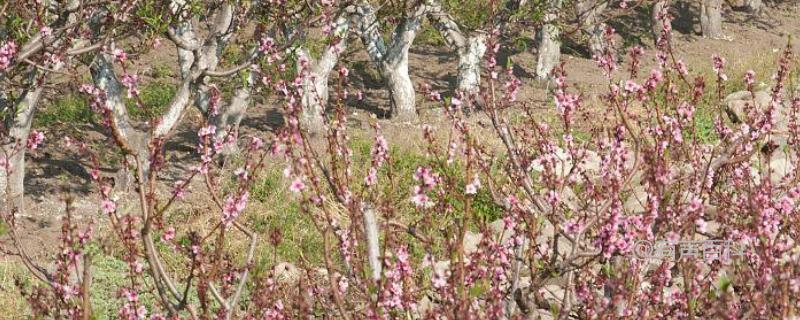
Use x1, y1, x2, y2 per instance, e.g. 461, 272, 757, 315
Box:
234, 167, 248, 180
643, 68, 663, 92
121, 74, 140, 98
504, 71, 522, 102
112, 48, 127, 63
465, 176, 481, 195
162, 227, 175, 242
289, 177, 305, 193
451, 97, 462, 108
101, 199, 116, 214
0, 41, 17, 70
370, 130, 389, 167
744, 69, 755, 88
364, 167, 378, 186
263, 300, 286, 320
40, 26, 53, 38
429, 90, 441, 101
222, 191, 249, 225
249, 137, 265, 151
562, 218, 585, 234
27, 130, 45, 150
172, 180, 186, 199
410, 191, 433, 208
712, 54, 727, 81
624, 80, 642, 94
198, 125, 216, 138
259, 37, 276, 53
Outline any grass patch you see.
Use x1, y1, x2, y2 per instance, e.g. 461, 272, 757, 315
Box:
248, 166, 326, 275
126, 82, 175, 120
38, 81, 179, 128
36, 95, 94, 127
0, 260, 30, 317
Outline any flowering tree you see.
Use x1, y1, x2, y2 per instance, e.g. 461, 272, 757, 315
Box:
0, 0, 110, 213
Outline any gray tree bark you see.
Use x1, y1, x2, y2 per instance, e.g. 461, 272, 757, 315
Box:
425, 0, 487, 95
355, 4, 427, 121
536, 0, 563, 80
575, 0, 608, 57
0, 80, 42, 212
700, 0, 726, 39
212, 70, 255, 154
298, 14, 351, 131
651, 0, 671, 42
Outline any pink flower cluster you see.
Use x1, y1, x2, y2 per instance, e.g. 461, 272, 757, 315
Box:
26, 130, 45, 150
222, 191, 249, 226
120, 74, 140, 98
712, 54, 728, 81
0, 41, 16, 70
380, 246, 415, 311
365, 125, 389, 186
410, 166, 439, 208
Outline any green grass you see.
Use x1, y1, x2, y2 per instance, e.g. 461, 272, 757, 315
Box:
248, 166, 325, 276
37, 81, 177, 128
36, 95, 94, 127
149, 65, 174, 79
0, 260, 30, 317
126, 82, 175, 120
89, 254, 159, 319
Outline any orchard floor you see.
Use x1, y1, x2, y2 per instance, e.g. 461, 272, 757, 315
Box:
3, 2, 800, 317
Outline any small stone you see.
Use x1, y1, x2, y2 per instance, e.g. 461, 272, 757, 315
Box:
273, 262, 301, 285
463, 231, 482, 255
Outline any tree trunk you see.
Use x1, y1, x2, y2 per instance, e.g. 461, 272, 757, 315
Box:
576, 0, 608, 57
385, 59, 417, 121
298, 15, 350, 132
0, 0, 83, 214
355, 3, 424, 121
213, 71, 255, 154
536, 0, 562, 80
457, 35, 486, 94
425, 0, 486, 95
90, 54, 150, 192
0, 84, 42, 213
745, 0, 762, 14
651, 0, 670, 43
299, 69, 329, 131
700, 0, 725, 39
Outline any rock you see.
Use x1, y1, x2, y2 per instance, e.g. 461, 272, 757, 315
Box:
724, 90, 771, 124
463, 231, 483, 255
623, 185, 648, 214
415, 296, 436, 317
768, 150, 795, 184
539, 284, 576, 307
433, 260, 451, 276
528, 147, 572, 175
489, 219, 507, 236
578, 150, 602, 174
273, 262, 301, 285
724, 90, 792, 139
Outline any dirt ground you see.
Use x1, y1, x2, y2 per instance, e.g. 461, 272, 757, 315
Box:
10, 3, 800, 262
